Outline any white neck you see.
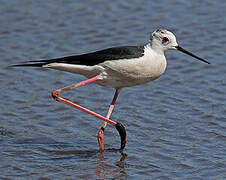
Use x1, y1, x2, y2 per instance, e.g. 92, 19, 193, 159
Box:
149, 39, 165, 55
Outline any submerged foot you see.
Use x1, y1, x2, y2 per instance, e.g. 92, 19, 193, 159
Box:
98, 127, 105, 152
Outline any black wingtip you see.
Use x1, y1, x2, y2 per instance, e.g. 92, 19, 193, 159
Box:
9, 62, 46, 67
115, 122, 127, 150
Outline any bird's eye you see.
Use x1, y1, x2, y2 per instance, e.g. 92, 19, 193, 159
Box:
162, 37, 169, 44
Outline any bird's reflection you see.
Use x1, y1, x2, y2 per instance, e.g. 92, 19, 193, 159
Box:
41, 146, 128, 179
96, 148, 128, 179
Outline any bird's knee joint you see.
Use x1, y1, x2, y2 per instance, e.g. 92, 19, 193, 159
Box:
51, 90, 59, 100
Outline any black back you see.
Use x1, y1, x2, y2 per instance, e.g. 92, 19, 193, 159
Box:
11, 46, 145, 67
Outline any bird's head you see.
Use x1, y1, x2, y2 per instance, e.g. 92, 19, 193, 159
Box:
151, 29, 178, 51
150, 28, 210, 64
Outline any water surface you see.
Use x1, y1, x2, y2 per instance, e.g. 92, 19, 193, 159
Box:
1, 0, 226, 179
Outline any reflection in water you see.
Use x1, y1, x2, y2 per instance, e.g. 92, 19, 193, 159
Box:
96, 149, 128, 179
40, 147, 128, 179
0, 127, 14, 136
40, 147, 99, 159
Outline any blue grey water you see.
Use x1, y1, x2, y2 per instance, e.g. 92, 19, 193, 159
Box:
0, 0, 226, 179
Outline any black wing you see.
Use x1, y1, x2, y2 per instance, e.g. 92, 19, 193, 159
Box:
11, 46, 145, 67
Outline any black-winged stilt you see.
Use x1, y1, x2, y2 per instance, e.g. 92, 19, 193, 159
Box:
11, 29, 210, 151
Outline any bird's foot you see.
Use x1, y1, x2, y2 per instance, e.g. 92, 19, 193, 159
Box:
98, 127, 105, 152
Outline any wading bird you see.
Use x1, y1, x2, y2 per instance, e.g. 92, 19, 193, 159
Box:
11, 29, 210, 151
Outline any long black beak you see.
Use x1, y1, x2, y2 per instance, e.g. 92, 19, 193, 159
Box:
176, 46, 210, 64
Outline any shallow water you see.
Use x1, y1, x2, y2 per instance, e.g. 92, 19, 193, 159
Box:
1, 0, 226, 179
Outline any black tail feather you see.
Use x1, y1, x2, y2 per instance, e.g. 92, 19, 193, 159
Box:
9, 55, 80, 68
9, 62, 48, 67
9, 58, 60, 67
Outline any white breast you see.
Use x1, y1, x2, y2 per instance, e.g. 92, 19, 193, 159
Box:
97, 45, 167, 88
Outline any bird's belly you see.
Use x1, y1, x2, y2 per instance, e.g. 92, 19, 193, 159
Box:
95, 76, 158, 88
95, 60, 166, 88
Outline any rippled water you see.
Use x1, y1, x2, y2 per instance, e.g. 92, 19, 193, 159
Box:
1, 0, 226, 179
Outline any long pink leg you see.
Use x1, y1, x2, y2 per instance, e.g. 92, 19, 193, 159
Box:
51, 75, 117, 126
98, 89, 120, 151
51, 75, 127, 151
